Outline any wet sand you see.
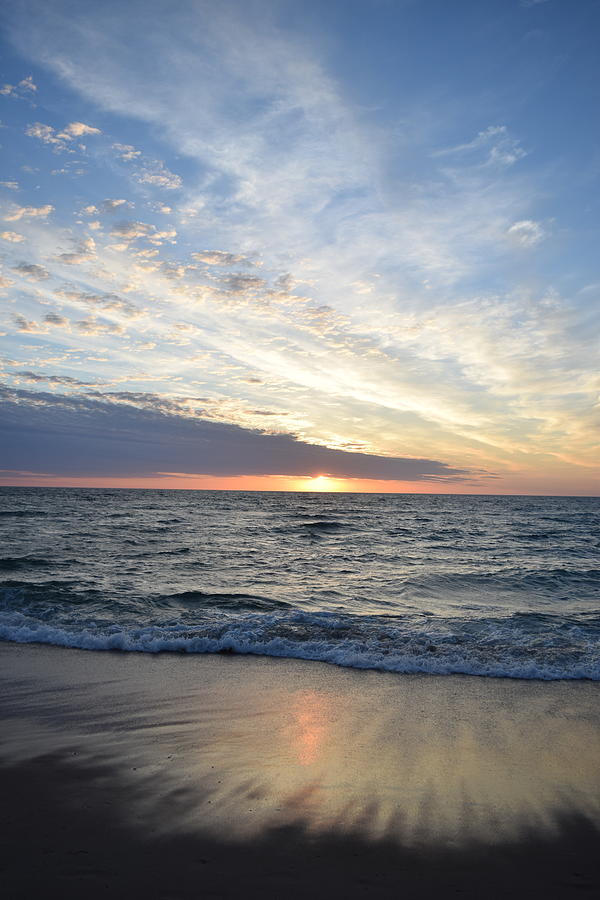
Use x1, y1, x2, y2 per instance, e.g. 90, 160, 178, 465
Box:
1, 642, 600, 897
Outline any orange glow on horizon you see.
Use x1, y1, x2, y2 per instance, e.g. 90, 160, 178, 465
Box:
0, 471, 463, 493
0, 471, 470, 493
0, 471, 597, 495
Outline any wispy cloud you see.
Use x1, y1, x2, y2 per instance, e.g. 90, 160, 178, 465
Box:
432, 125, 527, 167
506, 219, 545, 247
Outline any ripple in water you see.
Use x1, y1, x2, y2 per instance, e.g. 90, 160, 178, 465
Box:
0, 488, 598, 679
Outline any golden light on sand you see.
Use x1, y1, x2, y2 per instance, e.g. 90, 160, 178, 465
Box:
288, 690, 331, 766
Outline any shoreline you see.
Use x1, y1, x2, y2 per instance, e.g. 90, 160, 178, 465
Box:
0, 636, 597, 682
2, 642, 600, 897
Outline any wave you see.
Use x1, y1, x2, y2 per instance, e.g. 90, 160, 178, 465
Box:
422, 528, 466, 541
1, 592, 599, 680
165, 590, 290, 611
299, 520, 346, 529
0, 557, 52, 571
273, 519, 351, 536
134, 547, 192, 557
0, 509, 47, 518
0, 581, 290, 614
400, 569, 600, 594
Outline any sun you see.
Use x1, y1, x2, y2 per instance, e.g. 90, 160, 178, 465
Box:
304, 475, 340, 492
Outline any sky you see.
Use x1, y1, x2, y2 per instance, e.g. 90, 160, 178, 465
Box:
0, 0, 598, 495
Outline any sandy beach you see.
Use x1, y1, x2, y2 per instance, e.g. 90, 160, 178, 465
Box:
1, 642, 600, 898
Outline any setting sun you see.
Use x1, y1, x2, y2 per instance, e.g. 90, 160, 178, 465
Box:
302, 475, 342, 492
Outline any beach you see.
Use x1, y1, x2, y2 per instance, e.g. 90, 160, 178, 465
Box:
2, 642, 600, 898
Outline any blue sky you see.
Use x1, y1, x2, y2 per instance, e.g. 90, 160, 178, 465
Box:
0, 0, 598, 493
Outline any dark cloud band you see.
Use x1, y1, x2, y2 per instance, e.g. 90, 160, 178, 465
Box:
0, 386, 471, 482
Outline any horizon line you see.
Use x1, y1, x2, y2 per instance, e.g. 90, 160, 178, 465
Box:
0, 484, 598, 499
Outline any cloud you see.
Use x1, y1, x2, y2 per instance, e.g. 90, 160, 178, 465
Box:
74, 317, 126, 335
43, 312, 70, 326
102, 198, 132, 212
0, 385, 471, 481
0, 231, 25, 242
53, 288, 143, 318
11, 262, 50, 280
134, 163, 182, 190
25, 120, 101, 151
433, 125, 527, 168
56, 236, 97, 264
62, 121, 101, 137
112, 142, 142, 160
109, 139, 181, 189
110, 220, 154, 241
149, 228, 177, 245
108, 220, 176, 248
0, 181, 19, 190
80, 198, 132, 216
25, 122, 66, 148
225, 273, 266, 293
192, 250, 249, 266
12, 315, 49, 333
0, 75, 37, 98
506, 219, 545, 247
14, 371, 101, 386
4, 204, 53, 221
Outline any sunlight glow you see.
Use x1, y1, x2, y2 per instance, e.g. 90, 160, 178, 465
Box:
302, 475, 343, 492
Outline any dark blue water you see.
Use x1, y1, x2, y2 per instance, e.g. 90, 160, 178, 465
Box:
1, 488, 599, 679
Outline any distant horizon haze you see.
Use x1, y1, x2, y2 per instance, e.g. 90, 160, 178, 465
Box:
0, 477, 597, 498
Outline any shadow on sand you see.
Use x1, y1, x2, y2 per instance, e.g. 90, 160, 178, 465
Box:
2, 751, 600, 899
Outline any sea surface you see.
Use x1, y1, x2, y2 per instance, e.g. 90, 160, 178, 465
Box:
1, 488, 599, 680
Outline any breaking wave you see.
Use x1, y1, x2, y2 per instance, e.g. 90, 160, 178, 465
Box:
1, 583, 599, 680
1, 488, 598, 681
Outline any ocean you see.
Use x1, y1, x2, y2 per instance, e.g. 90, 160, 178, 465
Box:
1, 488, 598, 680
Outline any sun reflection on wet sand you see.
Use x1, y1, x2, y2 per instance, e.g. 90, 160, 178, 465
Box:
2, 644, 600, 851
287, 690, 331, 766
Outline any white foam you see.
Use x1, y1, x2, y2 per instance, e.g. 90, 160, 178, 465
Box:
1, 608, 599, 681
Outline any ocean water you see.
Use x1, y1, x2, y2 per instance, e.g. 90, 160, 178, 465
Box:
1, 488, 599, 680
